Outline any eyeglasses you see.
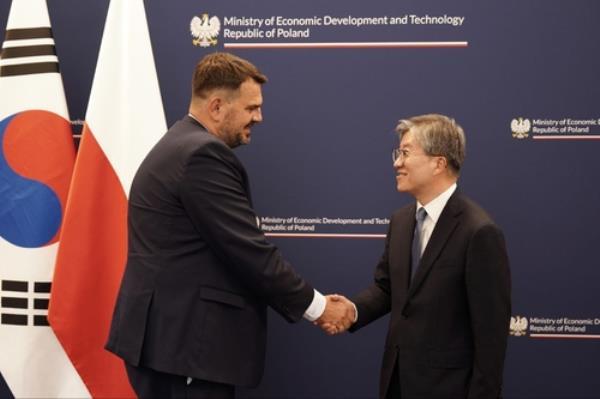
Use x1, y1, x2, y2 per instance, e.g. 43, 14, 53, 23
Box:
393, 148, 419, 163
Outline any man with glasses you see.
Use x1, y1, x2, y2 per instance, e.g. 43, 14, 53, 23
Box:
327, 114, 511, 399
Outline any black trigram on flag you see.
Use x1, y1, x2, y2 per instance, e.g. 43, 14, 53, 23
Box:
1, 280, 51, 326
0, 27, 60, 77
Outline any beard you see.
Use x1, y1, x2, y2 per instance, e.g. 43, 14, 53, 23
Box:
219, 109, 254, 148
219, 118, 253, 148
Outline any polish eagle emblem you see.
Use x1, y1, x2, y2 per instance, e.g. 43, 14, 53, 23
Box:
190, 14, 221, 47
511, 117, 531, 139
510, 316, 528, 336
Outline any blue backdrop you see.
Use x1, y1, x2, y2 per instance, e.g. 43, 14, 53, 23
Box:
1, 1, 599, 398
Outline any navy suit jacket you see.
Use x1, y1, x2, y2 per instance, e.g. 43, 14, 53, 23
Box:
106, 116, 314, 387
351, 192, 511, 399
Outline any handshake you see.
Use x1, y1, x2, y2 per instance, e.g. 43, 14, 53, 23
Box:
314, 294, 356, 335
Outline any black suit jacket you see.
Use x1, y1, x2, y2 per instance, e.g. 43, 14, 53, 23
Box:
106, 116, 314, 387
352, 192, 511, 399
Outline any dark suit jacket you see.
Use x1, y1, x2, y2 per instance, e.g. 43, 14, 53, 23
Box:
106, 116, 314, 387
351, 192, 511, 399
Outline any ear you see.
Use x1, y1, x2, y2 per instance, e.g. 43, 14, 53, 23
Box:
207, 96, 225, 122
432, 156, 448, 176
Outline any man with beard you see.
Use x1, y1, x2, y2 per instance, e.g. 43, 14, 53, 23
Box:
106, 52, 354, 398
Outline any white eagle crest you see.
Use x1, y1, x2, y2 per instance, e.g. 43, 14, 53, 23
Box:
190, 14, 221, 47
510, 316, 528, 336
511, 117, 531, 139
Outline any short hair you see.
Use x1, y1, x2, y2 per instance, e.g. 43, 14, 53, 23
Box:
396, 114, 466, 175
192, 52, 267, 99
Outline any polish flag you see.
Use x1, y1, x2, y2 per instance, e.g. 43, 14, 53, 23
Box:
0, 0, 89, 397
48, 0, 167, 397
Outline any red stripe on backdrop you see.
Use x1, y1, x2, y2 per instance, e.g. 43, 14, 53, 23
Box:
48, 124, 135, 398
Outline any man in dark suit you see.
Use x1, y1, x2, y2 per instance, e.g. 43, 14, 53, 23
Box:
105, 52, 353, 398
329, 114, 511, 398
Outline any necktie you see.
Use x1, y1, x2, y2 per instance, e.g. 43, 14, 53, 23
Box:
411, 207, 428, 282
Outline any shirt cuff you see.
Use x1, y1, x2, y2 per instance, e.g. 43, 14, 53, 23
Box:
302, 289, 326, 322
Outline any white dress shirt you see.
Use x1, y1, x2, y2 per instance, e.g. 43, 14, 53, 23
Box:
415, 183, 457, 255
303, 290, 326, 321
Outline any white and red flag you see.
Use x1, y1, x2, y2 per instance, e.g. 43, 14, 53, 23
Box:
48, 0, 167, 397
0, 0, 89, 397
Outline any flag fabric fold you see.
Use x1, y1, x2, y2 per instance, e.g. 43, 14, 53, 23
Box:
0, 0, 89, 397
48, 0, 167, 397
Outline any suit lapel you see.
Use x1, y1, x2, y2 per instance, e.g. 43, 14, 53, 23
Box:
393, 204, 417, 292
406, 192, 463, 298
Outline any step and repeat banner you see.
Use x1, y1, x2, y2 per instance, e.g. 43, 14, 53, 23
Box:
1, 1, 599, 398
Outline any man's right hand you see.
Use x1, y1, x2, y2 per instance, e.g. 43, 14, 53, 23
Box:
314, 294, 356, 335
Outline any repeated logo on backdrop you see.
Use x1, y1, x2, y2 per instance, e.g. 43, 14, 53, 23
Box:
510, 316, 529, 336
190, 13, 221, 47
511, 118, 531, 139
511, 117, 600, 140
510, 314, 600, 338
188, 11, 468, 50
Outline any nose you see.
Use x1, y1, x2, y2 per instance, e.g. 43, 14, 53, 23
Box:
253, 108, 263, 123
393, 156, 403, 169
